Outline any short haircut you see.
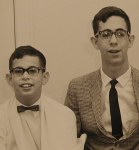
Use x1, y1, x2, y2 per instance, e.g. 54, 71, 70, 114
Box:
9, 45, 46, 71
92, 6, 131, 35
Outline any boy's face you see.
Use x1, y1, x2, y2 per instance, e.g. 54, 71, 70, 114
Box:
91, 16, 134, 67
6, 55, 49, 106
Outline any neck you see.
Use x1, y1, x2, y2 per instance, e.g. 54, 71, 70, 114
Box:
102, 63, 129, 79
16, 95, 41, 106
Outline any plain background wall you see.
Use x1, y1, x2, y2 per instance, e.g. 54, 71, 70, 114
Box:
1, 0, 139, 104
0, 0, 15, 103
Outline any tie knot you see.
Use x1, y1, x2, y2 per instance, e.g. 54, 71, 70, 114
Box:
110, 79, 118, 87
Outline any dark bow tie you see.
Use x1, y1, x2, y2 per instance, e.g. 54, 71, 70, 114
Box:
17, 105, 39, 113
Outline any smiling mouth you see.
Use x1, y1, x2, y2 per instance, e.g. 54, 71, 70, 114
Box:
20, 83, 33, 88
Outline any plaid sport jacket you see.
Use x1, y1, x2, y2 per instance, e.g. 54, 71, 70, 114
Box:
65, 67, 139, 150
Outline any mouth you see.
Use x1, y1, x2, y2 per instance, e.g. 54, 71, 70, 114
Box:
108, 50, 121, 54
20, 83, 33, 88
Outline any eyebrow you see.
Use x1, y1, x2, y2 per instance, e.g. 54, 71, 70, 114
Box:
100, 28, 127, 32
12, 66, 40, 69
115, 28, 127, 31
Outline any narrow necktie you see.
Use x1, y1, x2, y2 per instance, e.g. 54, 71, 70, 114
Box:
109, 79, 123, 139
17, 105, 39, 113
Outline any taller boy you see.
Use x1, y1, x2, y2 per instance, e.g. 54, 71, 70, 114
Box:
65, 6, 139, 149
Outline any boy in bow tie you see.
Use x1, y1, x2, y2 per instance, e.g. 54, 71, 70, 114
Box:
0, 45, 86, 150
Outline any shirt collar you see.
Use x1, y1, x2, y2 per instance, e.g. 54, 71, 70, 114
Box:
117, 65, 131, 87
101, 68, 111, 87
101, 65, 131, 87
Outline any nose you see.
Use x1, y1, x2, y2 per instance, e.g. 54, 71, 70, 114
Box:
110, 33, 118, 45
22, 71, 30, 80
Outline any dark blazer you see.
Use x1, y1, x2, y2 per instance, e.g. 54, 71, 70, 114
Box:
65, 67, 139, 150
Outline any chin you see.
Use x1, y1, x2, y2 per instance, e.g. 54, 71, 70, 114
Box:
109, 58, 123, 65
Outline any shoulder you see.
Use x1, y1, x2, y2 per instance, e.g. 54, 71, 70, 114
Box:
70, 69, 100, 84
0, 97, 15, 122
0, 99, 10, 113
42, 96, 76, 120
0, 99, 11, 119
0, 99, 11, 130
131, 67, 139, 81
132, 67, 139, 76
68, 69, 101, 88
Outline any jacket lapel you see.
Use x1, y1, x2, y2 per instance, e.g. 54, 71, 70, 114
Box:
41, 96, 80, 150
41, 97, 69, 150
90, 71, 102, 123
89, 67, 139, 138
41, 97, 67, 150
90, 70, 109, 135
132, 67, 139, 111
40, 97, 49, 150
9, 98, 38, 150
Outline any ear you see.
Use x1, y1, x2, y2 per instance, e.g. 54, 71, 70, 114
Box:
42, 72, 50, 85
90, 36, 99, 50
128, 35, 135, 48
6, 73, 13, 87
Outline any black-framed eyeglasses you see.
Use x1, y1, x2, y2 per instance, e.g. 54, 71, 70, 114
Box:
95, 29, 130, 40
10, 66, 45, 77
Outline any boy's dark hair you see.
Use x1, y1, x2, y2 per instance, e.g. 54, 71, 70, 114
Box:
9, 45, 46, 71
92, 6, 131, 35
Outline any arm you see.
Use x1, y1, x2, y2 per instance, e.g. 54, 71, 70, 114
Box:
65, 80, 82, 137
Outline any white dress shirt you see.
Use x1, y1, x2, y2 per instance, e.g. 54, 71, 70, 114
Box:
101, 66, 139, 136
16, 99, 41, 150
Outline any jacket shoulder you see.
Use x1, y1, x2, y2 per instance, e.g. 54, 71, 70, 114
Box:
69, 69, 101, 87
0, 99, 11, 113
0, 99, 11, 132
132, 67, 139, 78
132, 67, 139, 87
43, 96, 76, 120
